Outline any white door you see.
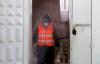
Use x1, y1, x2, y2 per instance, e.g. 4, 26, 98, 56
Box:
92, 0, 100, 64
69, 0, 92, 64
0, 0, 30, 64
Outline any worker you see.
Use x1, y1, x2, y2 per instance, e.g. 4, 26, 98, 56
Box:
33, 15, 60, 64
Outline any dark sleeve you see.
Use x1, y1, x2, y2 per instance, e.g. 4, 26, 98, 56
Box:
33, 27, 38, 43
53, 27, 60, 48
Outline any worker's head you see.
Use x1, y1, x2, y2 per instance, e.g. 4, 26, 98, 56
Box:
43, 15, 51, 27
43, 14, 51, 23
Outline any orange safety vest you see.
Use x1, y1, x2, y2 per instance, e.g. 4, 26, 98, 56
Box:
38, 22, 54, 46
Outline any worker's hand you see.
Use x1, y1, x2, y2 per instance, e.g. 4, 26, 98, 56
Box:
32, 42, 36, 47
33, 43, 37, 57
55, 47, 59, 54
54, 47, 59, 60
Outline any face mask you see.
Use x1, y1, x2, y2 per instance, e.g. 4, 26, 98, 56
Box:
44, 22, 49, 27
43, 18, 50, 27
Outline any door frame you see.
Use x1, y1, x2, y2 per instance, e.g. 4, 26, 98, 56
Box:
23, 0, 31, 64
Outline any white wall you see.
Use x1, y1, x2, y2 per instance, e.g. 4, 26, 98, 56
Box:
92, 0, 100, 64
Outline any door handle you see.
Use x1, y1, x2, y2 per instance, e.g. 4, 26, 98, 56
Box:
72, 28, 76, 35
75, 24, 91, 27
74, 24, 91, 32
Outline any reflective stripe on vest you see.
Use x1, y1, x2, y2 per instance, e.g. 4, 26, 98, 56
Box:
38, 40, 54, 42
38, 34, 53, 37
38, 22, 54, 46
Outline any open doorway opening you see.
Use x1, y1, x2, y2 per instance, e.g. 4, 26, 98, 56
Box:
32, 0, 70, 64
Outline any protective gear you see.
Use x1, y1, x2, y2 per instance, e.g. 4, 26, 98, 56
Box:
33, 15, 59, 64
43, 15, 51, 28
38, 22, 55, 46
44, 22, 49, 27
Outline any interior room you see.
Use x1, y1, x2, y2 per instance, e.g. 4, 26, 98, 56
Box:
32, 0, 70, 64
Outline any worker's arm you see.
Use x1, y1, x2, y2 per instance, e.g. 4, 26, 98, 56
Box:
33, 27, 38, 46
32, 27, 38, 56
53, 27, 60, 60
53, 28, 60, 47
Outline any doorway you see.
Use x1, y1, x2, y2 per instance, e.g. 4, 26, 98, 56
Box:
32, 0, 70, 64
